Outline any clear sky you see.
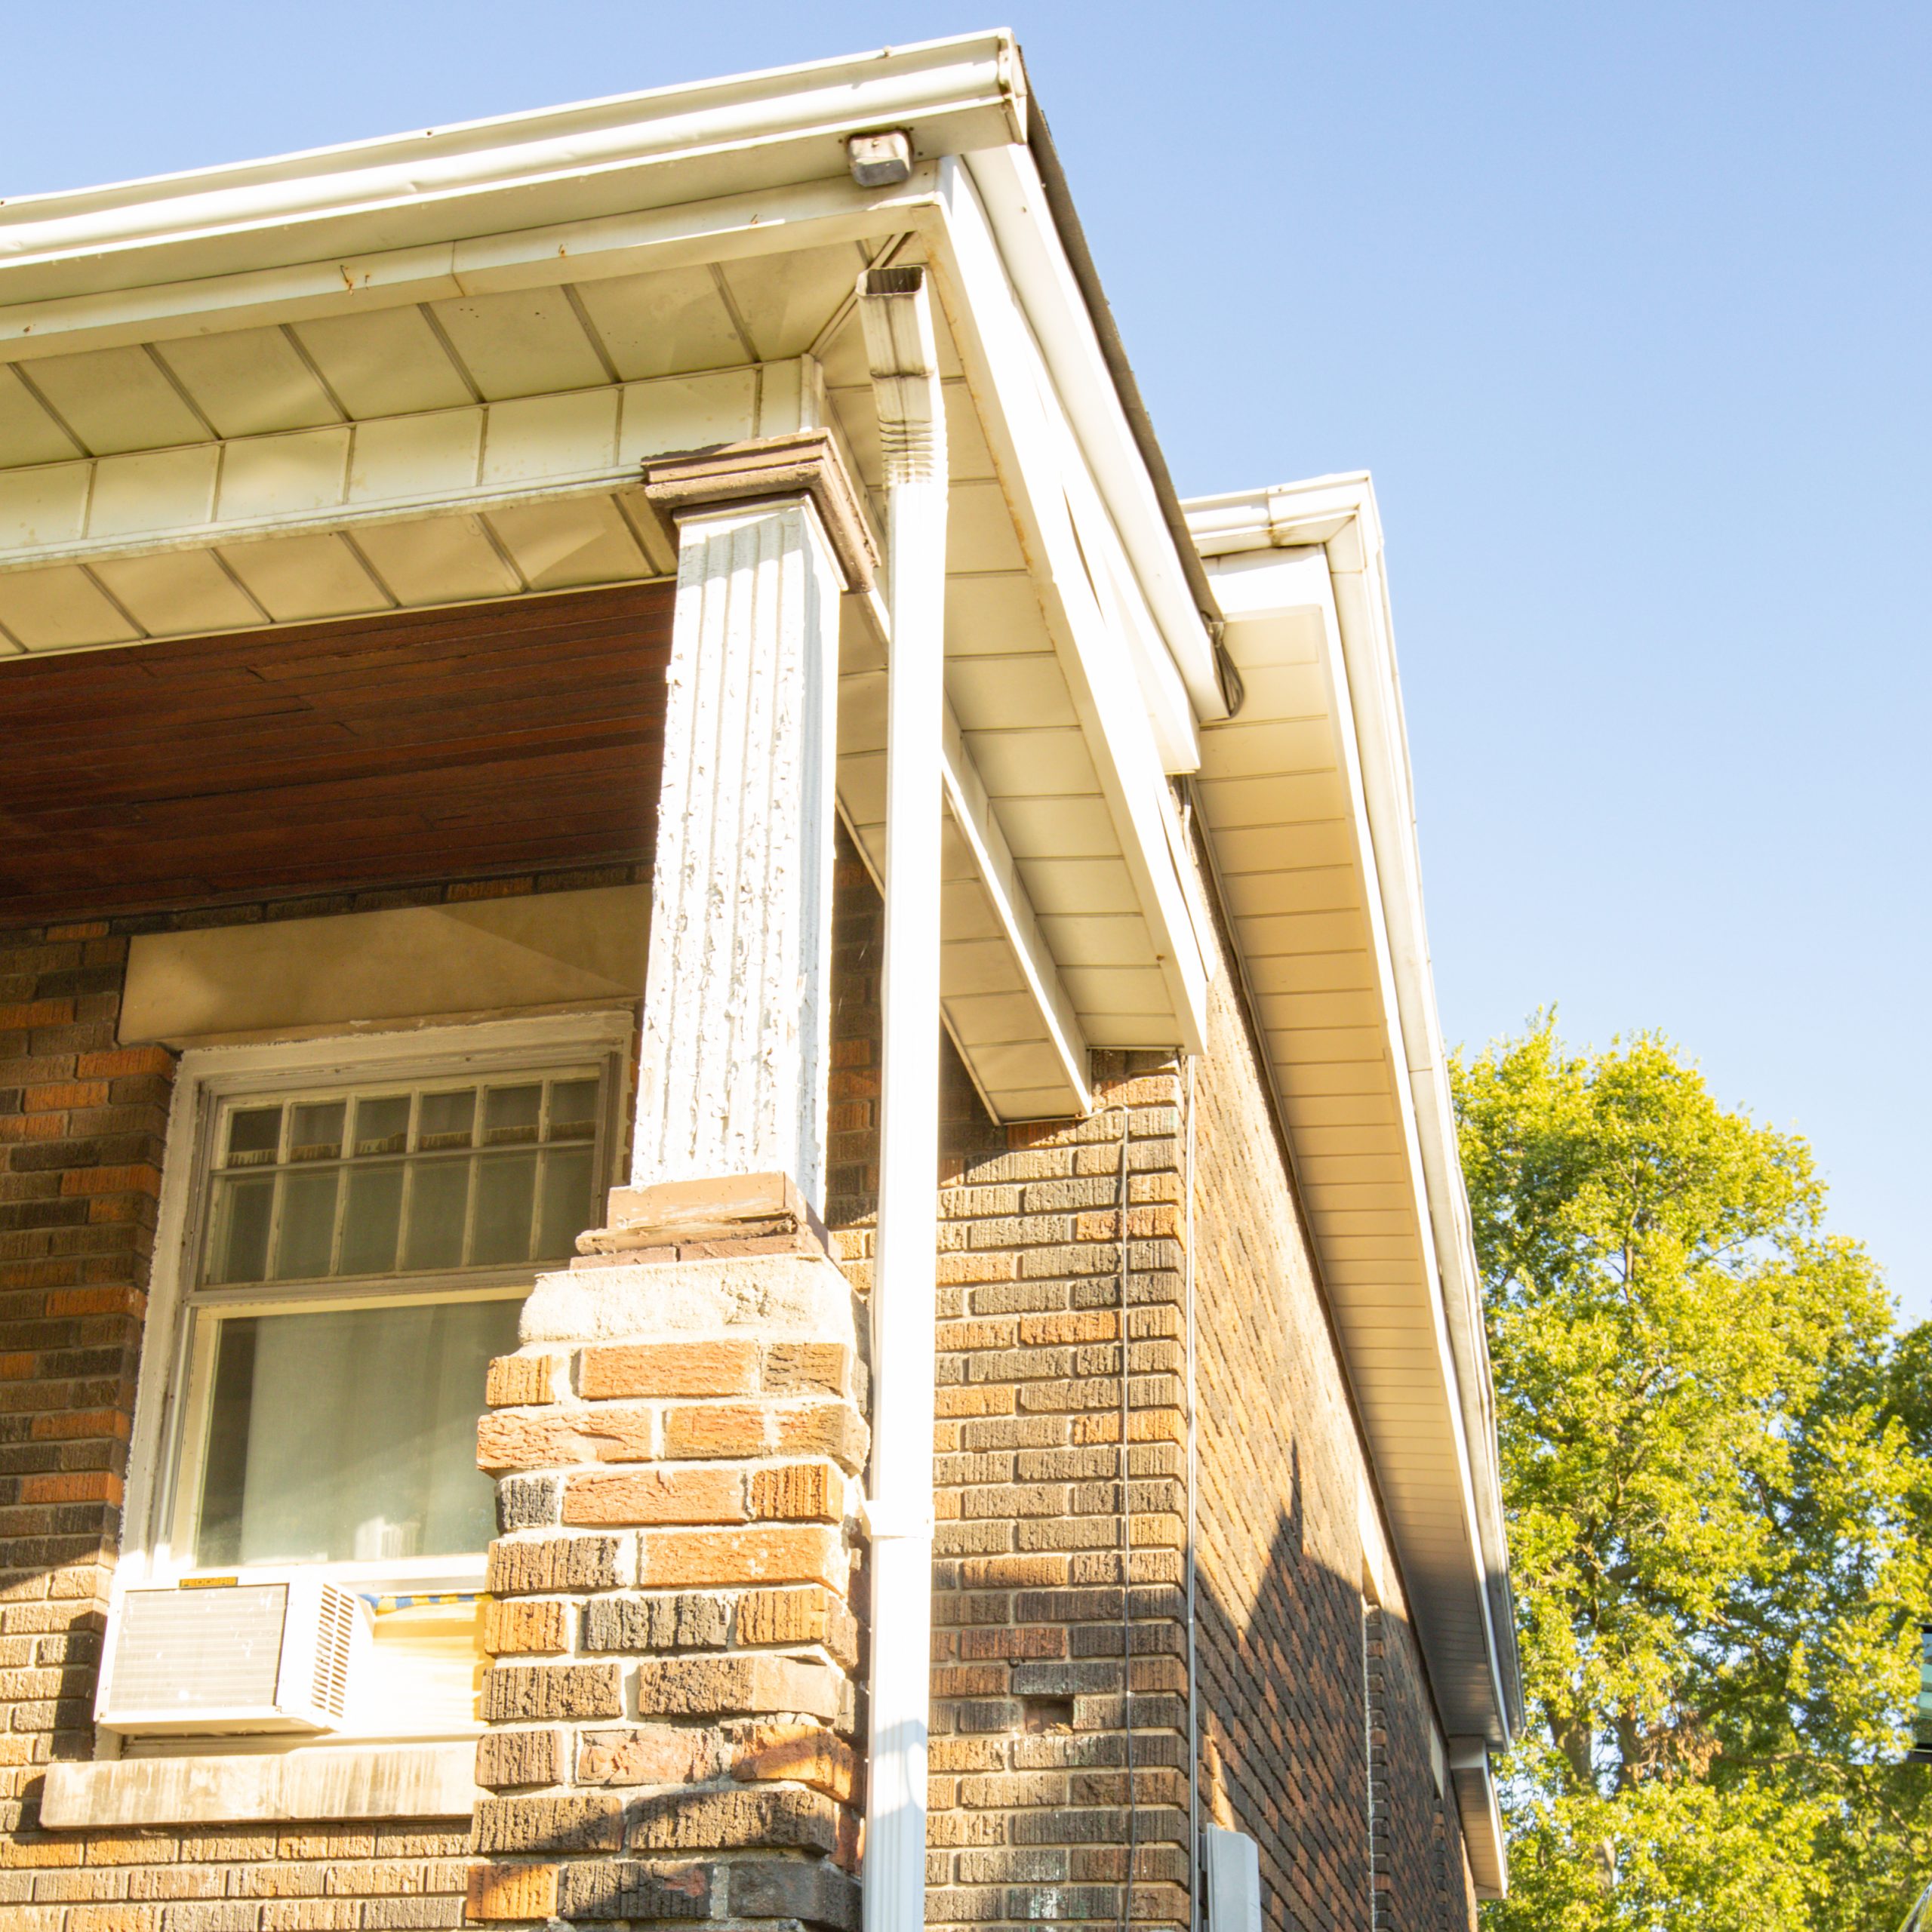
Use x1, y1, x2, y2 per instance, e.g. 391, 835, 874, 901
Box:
6, 3, 1927, 1315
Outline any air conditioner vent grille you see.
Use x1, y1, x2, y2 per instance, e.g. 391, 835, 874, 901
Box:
109, 1583, 287, 1714
312, 1583, 357, 1723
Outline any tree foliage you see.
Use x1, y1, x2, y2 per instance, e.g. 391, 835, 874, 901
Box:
1454, 1018, 1932, 1930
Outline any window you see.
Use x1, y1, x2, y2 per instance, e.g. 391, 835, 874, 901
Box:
112, 1019, 627, 1745
164, 1057, 611, 1583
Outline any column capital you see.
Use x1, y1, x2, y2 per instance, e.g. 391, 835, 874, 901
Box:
642, 429, 877, 591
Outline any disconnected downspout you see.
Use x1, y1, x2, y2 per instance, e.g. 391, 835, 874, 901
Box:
858, 263, 949, 1932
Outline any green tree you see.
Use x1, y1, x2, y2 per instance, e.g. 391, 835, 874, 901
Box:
1453, 1018, 1932, 1930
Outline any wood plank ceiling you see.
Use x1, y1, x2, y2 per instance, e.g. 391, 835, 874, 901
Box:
0, 584, 671, 925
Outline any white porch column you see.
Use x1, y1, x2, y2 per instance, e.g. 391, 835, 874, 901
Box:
858, 264, 950, 1932
630, 433, 876, 1208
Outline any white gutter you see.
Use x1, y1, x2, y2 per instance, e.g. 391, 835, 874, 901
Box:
0, 33, 1023, 302
857, 264, 949, 1932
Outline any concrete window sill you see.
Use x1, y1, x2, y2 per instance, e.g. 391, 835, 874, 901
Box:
39, 1741, 476, 1827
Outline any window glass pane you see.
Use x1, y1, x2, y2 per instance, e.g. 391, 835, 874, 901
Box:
548, 1079, 598, 1140
226, 1106, 281, 1168
288, 1100, 345, 1162
472, 1152, 537, 1265
193, 1299, 521, 1566
537, 1143, 597, 1260
482, 1085, 541, 1146
210, 1176, 275, 1284
417, 1090, 475, 1152
354, 1094, 410, 1157
403, 1160, 470, 1272
274, 1169, 339, 1279
340, 1166, 405, 1275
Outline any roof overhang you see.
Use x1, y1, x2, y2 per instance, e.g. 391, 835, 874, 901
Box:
1189, 474, 1521, 1762
0, 31, 1218, 1114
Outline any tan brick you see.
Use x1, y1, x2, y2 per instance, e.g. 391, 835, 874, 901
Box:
483, 1355, 558, 1407
561, 1464, 744, 1527
749, 1460, 838, 1523
476, 1406, 654, 1473
637, 1524, 845, 1590
465, 1862, 558, 1922
579, 1340, 758, 1399
661, 1403, 770, 1460
760, 1342, 853, 1395
481, 1599, 571, 1656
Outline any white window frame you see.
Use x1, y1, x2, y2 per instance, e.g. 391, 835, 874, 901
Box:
121, 1011, 632, 1607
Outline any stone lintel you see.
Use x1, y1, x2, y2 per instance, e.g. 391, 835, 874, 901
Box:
642, 430, 877, 592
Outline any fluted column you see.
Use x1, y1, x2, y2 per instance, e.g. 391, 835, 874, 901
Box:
630, 432, 875, 1211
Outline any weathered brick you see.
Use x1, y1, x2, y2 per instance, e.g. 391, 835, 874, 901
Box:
577, 1726, 721, 1787
471, 1794, 624, 1857
660, 1403, 768, 1460
729, 1857, 860, 1930
583, 1593, 730, 1654
627, 1786, 840, 1856
555, 1860, 711, 1922
730, 1721, 860, 1801
478, 1663, 622, 1722
474, 1728, 564, 1791
483, 1355, 558, 1407
486, 1537, 618, 1596
630, 1654, 841, 1721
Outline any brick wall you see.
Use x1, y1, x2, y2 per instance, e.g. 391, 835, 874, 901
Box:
0, 864, 646, 1930
0, 918, 173, 1832
2, 832, 1484, 1931
1191, 945, 1476, 1931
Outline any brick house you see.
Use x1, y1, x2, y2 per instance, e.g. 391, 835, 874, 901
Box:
0, 31, 1518, 1932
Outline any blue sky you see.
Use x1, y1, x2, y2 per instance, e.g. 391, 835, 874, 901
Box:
7, 3, 1927, 1315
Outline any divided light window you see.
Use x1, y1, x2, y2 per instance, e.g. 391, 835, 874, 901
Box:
171, 1063, 610, 1577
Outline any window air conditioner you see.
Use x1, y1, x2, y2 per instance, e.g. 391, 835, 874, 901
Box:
97, 1576, 369, 1736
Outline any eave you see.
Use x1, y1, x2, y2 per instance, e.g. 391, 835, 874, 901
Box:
0, 36, 1216, 1109
1187, 475, 1521, 1776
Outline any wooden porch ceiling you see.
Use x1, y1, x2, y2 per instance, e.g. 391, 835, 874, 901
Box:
0, 584, 671, 927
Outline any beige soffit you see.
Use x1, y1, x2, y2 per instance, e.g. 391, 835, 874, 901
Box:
1186, 475, 1517, 1754
118, 886, 648, 1046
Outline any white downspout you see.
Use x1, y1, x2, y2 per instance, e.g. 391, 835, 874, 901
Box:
858, 263, 949, 1932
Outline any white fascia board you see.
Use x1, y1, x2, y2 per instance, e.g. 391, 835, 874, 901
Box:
930, 156, 1209, 1051
1449, 1739, 1509, 1899
1206, 540, 1510, 1743
0, 32, 1024, 308
0, 164, 943, 364
962, 144, 1223, 733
